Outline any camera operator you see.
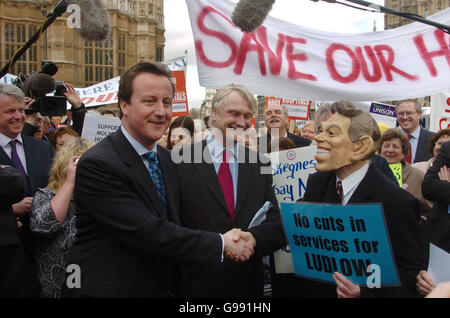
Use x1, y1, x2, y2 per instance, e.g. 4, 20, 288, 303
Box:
21, 82, 86, 139
21, 97, 49, 142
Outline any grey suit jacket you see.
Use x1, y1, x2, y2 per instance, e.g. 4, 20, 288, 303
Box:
414, 128, 434, 163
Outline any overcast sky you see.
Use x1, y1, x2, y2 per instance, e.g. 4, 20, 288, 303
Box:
164, 0, 386, 109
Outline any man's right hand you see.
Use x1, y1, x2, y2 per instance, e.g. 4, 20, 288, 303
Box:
417, 270, 435, 295
223, 228, 255, 262
12, 197, 33, 216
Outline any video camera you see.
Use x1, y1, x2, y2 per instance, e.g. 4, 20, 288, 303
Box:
15, 60, 68, 117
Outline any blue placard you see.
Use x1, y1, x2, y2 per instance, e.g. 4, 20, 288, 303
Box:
280, 202, 400, 286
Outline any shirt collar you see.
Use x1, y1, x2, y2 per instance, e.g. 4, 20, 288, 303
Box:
206, 133, 238, 163
120, 125, 157, 157
336, 162, 370, 198
0, 132, 22, 148
401, 126, 420, 139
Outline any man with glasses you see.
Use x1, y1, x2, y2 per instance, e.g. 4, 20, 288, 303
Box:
396, 100, 435, 164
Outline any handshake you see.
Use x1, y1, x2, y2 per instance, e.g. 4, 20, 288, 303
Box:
223, 228, 256, 262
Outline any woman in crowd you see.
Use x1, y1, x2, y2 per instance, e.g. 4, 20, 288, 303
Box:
30, 138, 94, 297
300, 121, 315, 141
413, 128, 450, 175
49, 126, 79, 152
379, 128, 431, 218
166, 115, 195, 150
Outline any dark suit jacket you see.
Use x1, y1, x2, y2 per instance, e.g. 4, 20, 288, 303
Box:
175, 141, 286, 297
259, 132, 311, 152
65, 128, 223, 298
0, 166, 26, 247
302, 164, 425, 298
0, 134, 54, 260
414, 128, 435, 163
0, 166, 38, 297
371, 154, 398, 185
421, 140, 450, 252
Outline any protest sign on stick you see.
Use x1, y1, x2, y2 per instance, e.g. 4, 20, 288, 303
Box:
280, 202, 400, 286
268, 145, 317, 273
81, 113, 121, 143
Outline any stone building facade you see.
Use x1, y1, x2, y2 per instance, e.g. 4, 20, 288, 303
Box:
0, 0, 165, 88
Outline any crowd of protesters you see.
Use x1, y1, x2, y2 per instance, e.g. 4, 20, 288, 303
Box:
0, 61, 449, 299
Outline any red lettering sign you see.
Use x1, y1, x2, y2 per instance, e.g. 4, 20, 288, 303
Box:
413, 30, 450, 77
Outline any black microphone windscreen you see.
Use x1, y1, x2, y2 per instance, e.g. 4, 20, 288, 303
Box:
232, 0, 275, 33
22, 73, 56, 98
66, 0, 111, 41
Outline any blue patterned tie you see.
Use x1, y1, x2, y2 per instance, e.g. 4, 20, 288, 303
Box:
142, 151, 167, 213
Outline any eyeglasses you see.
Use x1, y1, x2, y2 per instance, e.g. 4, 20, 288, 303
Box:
396, 111, 418, 117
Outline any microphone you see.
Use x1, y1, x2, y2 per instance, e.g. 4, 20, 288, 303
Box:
231, 0, 275, 33
22, 72, 56, 98
66, 0, 111, 41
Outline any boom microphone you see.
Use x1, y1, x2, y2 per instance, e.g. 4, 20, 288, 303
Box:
22, 72, 56, 98
66, 0, 111, 41
231, 0, 275, 33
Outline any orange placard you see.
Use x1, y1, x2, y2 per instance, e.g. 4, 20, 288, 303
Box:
171, 70, 189, 117
265, 97, 311, 121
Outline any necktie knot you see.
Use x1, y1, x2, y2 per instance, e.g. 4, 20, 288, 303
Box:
10, 139, 18, 148
143, 151, 158, 163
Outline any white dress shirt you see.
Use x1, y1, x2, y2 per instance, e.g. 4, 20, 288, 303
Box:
336, 163, 370, 205
0, 132, 28, 174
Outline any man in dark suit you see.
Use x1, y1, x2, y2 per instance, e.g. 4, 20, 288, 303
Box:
0, 83, 54, 262
302, 101, 425, 298
259, 103, 311, 153
64, 62, 253, 298
417, 141, 450, 295
0, 165, 38, 297
396, 100, 435, 164
173, 84, 286, 298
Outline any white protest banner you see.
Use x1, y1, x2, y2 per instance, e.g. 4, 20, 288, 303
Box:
430, 91, 450, 132
165, 55, 188, 72
76, 56, 190, 113
76, 77, 120, 108
268, 145, 318, 274
1, 73, 17, 84
186, 0, 450, 101
369, 102, 398, 128
81, 113, 121, 143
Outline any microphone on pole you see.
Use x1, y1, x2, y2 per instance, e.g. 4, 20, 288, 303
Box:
66, 0, 111, 41
231, 0, 276, 33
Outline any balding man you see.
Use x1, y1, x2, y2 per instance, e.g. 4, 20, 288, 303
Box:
259, 103, 310, 152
